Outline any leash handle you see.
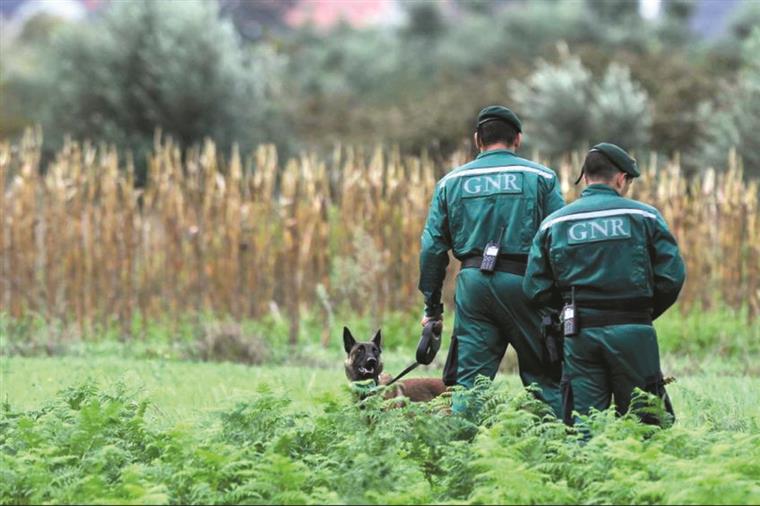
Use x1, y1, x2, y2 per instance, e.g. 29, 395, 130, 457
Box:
384, 361, 420, 387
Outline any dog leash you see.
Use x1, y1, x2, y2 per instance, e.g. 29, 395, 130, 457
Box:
384, 361, 420, 387
383, 321, 443, 387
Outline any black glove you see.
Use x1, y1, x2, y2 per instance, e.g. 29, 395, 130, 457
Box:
416, 320, 442, 365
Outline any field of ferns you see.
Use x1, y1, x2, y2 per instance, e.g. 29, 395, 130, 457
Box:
1, 131, 759, 504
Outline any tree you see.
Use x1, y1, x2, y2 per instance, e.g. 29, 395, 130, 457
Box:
402, 0, 446, 41
511, 50, 652, 157
699, 28, 760, 177
0, 13, 65, 139
510, 51, 593, 156
664, 0, 695, 22
589, 64, 652, 150
38, 0, 285, 173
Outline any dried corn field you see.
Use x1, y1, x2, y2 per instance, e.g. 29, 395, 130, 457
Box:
1, 131, 758, 339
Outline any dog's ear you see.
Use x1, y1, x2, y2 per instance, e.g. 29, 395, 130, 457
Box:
343, 327, 356, 354
372, 329, 382, 349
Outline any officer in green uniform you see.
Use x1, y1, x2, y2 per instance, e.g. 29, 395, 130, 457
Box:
523, 143, 686, 426
419, 105, 565, 415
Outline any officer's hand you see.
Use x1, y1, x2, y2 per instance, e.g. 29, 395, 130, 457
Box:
416, 317, 443, 365
420, 315, 443, 333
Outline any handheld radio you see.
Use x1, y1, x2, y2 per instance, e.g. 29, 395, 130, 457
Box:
480, 226, 506, 273
562, 286, 578, 337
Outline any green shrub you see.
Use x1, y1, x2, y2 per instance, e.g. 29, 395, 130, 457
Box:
2, 378, 759, 504
510, 51, 593, 156
655, 305, 760, 357
589, 63, 652, 148
511, 51, 653, 155
2, 303, 756, 365
16, 0, 285, 175
699, 28, 760, 178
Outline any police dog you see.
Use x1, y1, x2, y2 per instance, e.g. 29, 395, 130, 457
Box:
343, 327, 447, 402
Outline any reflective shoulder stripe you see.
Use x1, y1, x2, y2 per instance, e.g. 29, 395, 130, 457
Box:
540, 208, 658, 231
439, 165, 554, 186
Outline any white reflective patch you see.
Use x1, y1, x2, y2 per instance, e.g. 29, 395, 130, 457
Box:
439, 165, 554, 186
540, 208, 657, 231
485, 245, 499, 256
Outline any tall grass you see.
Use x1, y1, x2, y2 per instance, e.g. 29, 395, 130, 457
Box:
1, 130, 758, 341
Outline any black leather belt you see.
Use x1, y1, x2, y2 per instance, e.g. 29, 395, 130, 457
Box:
563, 296, 653, 312
461, 255, 527, 276
577, 309, 653, 328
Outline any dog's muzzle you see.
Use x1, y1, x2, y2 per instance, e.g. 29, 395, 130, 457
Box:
359, 358, 377, 376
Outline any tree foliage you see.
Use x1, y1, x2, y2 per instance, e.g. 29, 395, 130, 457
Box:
511, 52, 652, 155
0, 0, 755, 172
699, 28, 760, 177
589, 63, 652, 149
8, 0, 286, 168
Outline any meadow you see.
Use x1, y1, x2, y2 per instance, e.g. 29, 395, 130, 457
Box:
3, 306, 760, 505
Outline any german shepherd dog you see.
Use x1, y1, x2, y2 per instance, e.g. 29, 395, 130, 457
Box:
343, 327, 447, 402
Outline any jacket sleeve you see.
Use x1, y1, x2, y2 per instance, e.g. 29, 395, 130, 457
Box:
523, 226, 560, 308
418, 183, 451, 317
650, 212, 686, 319
542, 174, 565, 218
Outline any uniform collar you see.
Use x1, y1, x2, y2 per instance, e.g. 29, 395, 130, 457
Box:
476, 148, 515, 159
581, 183, 621, 197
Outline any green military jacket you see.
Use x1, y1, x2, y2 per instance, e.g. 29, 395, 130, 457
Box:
523, 184, 686, 319
419, 149, 564, 316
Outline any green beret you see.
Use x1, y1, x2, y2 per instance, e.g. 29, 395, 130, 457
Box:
477, 105, 522, 133
589, 142, 639, 178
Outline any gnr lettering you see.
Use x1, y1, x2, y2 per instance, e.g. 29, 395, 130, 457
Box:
463, 173, 523, 195
567, 217, 631, 244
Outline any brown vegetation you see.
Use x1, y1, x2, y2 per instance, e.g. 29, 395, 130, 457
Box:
1, 131, 758, 341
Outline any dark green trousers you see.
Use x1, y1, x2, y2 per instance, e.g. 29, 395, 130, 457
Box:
561, 320, 672, 425
444, 268, 562, 416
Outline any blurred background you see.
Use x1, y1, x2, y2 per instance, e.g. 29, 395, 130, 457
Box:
2, 0, 760, 176
1, 0, 758, 361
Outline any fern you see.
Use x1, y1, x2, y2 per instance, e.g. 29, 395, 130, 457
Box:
2, 376, 759, 505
